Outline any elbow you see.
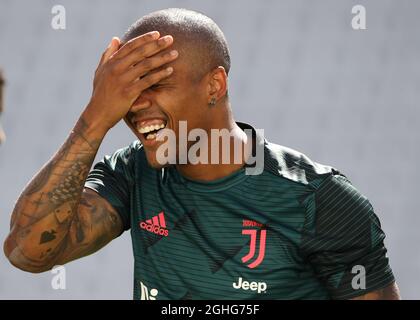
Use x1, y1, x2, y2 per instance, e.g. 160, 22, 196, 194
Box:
3, 234, 51, 274
3, 233, 19, 267
3, 233, 13, 260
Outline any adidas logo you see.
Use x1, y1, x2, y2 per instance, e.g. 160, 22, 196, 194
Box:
140, 211, 169, 237
140, 281, 158, 300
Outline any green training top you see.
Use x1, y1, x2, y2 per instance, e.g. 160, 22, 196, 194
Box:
85, 122, 395, 300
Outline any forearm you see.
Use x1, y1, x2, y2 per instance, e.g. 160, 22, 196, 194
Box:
4, 113, 106, 272
4, 32, 177, 272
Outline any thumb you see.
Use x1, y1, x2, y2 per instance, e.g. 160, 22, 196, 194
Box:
99, 36, 120, 66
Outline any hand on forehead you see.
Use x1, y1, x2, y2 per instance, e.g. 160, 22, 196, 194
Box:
119, 32, 200, 82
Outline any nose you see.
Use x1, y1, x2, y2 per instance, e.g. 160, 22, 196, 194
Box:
125, 94, 152, 124
130, 94, 152, 113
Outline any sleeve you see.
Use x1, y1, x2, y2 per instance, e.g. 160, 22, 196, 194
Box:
84, 144, 136, 232
300, 174, 395, 299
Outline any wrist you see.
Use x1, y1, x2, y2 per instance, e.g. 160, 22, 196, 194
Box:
80, 102, 110, 138
74, 112, 108, 152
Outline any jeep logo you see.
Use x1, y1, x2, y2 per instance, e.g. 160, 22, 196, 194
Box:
232, 277, 267, 293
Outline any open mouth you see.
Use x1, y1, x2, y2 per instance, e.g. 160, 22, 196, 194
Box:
135, 119, 168, 141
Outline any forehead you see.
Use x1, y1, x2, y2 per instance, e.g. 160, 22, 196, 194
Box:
157, 49, 196, 84
123, 37, 200, 84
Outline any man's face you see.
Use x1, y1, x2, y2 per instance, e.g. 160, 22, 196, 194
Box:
124, 47, 210, 168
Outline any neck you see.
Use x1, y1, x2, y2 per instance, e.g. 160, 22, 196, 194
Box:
175, 105, 252, 182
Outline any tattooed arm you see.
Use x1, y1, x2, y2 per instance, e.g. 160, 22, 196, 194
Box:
3, 118, 122, 273
3, 31, 177, 273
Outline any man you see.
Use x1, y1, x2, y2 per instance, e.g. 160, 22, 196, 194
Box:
0, 68, 6, 144
4, 8, 400, 300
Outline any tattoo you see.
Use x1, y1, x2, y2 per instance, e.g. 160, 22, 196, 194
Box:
20, 228, 31, 238
6, 116, 107, 271
25, 162, 55, 195
39, 230, 57, 244
48, 161, 89, 205
79, 195, 93, 209
73, 213, 85, 243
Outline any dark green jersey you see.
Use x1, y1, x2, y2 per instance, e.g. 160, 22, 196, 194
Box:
85, 123, 394, 300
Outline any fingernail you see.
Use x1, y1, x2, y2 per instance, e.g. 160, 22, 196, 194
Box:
166, 67, 173, 74
161, 35, 172, 43
150, 31, 159, 39
109, 37, 118, 47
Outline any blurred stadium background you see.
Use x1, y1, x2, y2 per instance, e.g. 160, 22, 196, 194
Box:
0, 0, 419, 299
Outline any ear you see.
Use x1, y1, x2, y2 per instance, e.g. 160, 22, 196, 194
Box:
207, 66, 228, 103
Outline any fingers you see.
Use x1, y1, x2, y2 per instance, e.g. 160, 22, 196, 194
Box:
122, 48, 178, 83
113, 31, 160, 60
93, 32, 178, 111
117, 35, 175, 70
125, 66, 174, 98
99, 37, 120, 67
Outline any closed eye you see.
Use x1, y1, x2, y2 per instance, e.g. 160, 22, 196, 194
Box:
149, 84, 161, 90
148, 82, 174, 91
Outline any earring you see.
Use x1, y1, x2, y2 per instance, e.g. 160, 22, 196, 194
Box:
208, 97, 217, 107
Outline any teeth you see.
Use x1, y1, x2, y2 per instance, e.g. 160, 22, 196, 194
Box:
146, 133, 156, 140
137, 122, 166, 134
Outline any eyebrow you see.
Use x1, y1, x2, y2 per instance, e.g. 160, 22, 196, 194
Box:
155, 78, 176, 85
142, 71, 175, 84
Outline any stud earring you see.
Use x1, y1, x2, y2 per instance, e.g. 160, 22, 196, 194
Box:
208, 97, 217, 107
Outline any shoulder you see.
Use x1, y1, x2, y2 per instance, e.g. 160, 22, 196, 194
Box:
105, 140, 145, 166
91, 140, 146, 181
263, 141, 347, 189
263, 142, 373, 217
114, 140, 143, 159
